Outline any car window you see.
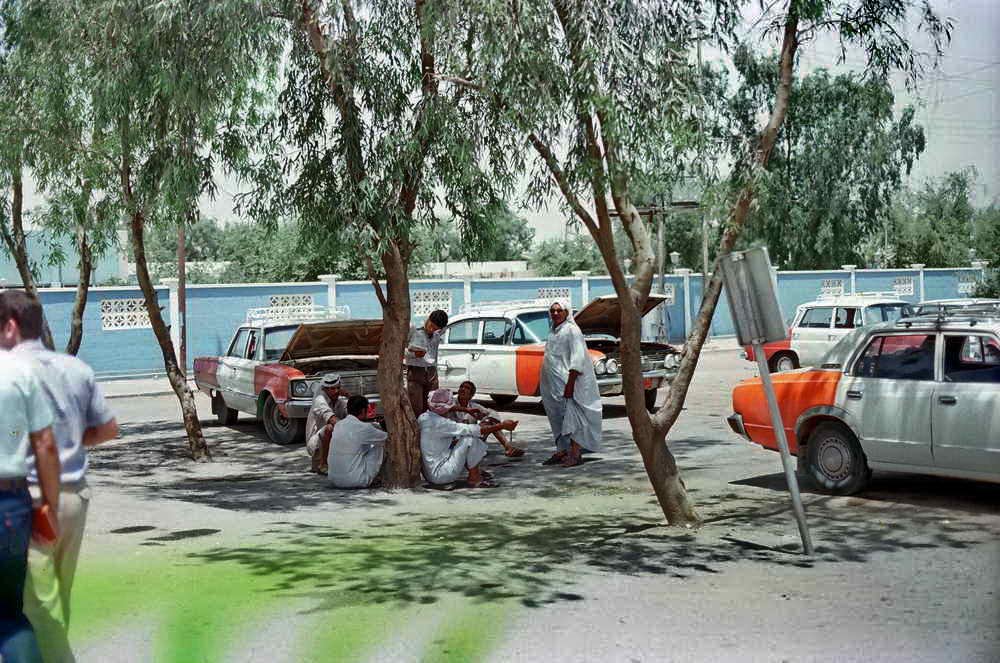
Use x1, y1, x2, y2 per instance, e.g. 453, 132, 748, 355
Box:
834, 307, 861, 329
446, 320, 480, 344
516, 311, 552, 343
246, 330, 260, 360
481, 319, 511, 345
943, 335, 1000, 384
227, 329, 250, 358
799, 307, 834, 329
853, 334, 936, 381
263, 326, 298, 361
865, 303, 914, 322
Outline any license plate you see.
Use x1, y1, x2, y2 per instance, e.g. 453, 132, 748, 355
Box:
643, 378, 654, 390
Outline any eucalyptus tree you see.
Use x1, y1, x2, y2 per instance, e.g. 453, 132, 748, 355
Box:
454, 0, 949, 525
242, 1, 511, 486
24, 0, 284, 458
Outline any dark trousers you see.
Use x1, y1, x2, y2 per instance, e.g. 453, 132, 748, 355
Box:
0, 486, 42, 662
406, 365, 438, 417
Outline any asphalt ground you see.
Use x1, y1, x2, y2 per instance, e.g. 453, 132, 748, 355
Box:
65, 351, 999, 662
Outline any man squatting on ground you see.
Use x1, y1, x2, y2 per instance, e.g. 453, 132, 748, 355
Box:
0, 290, 120, 663
0, 311, 61, 663
448, 381, 525, 458
327, 395, 388, 489
419, 389, 518, 488
306, 373, 349, 474
405, 309, 448, 417
540, 300, 603, 468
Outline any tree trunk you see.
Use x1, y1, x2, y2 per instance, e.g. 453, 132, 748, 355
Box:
377, 244, 422, 488
65, 224, 93, 356
3, 166, 55, 349
129, 208, 210, 460
636, 431, 698, 525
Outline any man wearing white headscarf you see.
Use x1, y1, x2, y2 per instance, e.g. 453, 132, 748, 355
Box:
540, 300, 602, 467
418, 389, 518, 487
306, 373, 349, 474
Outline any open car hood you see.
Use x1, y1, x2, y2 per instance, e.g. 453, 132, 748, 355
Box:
279, 319, 383, 362
574, 294, 667, 338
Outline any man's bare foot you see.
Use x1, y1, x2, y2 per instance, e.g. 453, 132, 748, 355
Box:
504, 445, 525, 457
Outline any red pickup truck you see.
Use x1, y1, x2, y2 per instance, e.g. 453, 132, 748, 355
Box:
194, 308, 382, 445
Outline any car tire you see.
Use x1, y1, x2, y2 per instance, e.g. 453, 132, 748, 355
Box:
262, 395, 305, 445
213, 392, 238, 426
806, 422, 871, 495
769, 352, 799, 373
644, 388, 658, 412
490, 394, 518, 407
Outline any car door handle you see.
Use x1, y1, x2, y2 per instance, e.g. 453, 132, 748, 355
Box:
938, 395, 957, 405
470, 352, 481, 360
846, 390, 863, 400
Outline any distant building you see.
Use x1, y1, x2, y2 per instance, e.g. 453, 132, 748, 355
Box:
419, 261, 535, 279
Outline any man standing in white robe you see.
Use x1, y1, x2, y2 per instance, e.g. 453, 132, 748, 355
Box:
540, 300, 602, 467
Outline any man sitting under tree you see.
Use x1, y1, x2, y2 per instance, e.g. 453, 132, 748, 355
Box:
448, 381, 524, 458
306, 373, 348, 474
405, 309, 448, 417
327, 395, 387, 489
418, 389, 518, 489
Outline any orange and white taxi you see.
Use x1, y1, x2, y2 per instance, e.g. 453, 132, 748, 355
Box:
438, 295, 680, 411
729, 312, 1000, 494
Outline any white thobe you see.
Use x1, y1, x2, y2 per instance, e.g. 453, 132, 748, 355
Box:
418, 411, 487, 485
327, 415, 388, 488
447, 402, 498, 425
305, 392, 348, 456
404, 327, 443, 368
540, 319, 603, 452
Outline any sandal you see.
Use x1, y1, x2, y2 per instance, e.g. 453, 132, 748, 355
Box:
469, 478, 498, 488
560, 453, 582, 468
504, 446, 525, 458
542, 451, 567, 466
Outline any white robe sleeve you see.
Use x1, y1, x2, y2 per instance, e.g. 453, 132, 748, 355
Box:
566, 323, 591, 374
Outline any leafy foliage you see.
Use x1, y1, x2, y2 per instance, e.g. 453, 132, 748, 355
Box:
892, 169, 978, 268
727, 52, 925, 269
528, 234, 607, 277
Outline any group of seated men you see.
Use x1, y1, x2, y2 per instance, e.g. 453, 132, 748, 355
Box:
307, 375, 521, 489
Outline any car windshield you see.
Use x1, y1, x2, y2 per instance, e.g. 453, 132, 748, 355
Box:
866, 303, 913, 322
263, 325, 299, 361
517, 311, 553, 343
820, 326, 869, 369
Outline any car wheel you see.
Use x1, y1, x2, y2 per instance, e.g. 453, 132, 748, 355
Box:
806, 422, 870, 495
644, 388, 658, 412
213, 392, 238, 426
262, 395, 305, 445
490, 394, 518, 407
770, 352, 799, 373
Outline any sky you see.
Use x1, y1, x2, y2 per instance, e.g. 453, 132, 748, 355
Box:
22, 0, 999, 244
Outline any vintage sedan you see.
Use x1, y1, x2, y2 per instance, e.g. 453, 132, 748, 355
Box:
194, 307, 381, 445
438, 295, 680, 411
729, 313, 1000, 494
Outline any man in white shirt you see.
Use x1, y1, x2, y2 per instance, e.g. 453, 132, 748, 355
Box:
448, 381, 524, 457
0, 290, 118, 662
405, 309, 448, 417
419, 389, 517, 488
306, 373, 349, 474
327, 395, 387, 489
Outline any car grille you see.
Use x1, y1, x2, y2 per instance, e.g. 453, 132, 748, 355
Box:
641, 351, 670, 372
341, 373, 379, 397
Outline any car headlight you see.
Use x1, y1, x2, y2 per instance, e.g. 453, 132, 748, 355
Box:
605, 358, 619, 374
664, 354, 679, 370
291, 380, 311, 397
594, 359, 607, 375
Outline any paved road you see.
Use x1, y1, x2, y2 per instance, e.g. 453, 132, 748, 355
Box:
71, 351, 999, 662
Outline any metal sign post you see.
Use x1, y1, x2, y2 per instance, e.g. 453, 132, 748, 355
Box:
721, 247, 813, 555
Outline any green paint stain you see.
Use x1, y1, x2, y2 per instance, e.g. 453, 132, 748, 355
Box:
422, 601, 509, 663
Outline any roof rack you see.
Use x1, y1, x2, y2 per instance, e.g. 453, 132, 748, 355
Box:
459, 298, 552, 314
815, 291, 899, 301
245, 305, 351, 325
895, 311, 999, 329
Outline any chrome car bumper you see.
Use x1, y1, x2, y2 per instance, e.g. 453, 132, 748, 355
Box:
284, 396, 383, 419
596, 369, 674, 396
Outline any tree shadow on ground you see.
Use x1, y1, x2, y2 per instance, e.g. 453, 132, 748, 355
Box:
184, 493, 999, 613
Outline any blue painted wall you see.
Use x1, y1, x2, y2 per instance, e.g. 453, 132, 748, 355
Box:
33, 266, 989, 378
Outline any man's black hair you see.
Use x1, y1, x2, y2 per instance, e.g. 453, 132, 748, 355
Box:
347, 395, 370, 417
459, 380, 476, 395
429, 309, 449, 329
0, 290, 44, 341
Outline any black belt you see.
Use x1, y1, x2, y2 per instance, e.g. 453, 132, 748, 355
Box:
0, 477, 28, 491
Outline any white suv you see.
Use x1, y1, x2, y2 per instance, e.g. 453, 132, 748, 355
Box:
745, 293, 915, 371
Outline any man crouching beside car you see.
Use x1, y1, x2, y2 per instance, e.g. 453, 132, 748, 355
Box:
306, 373, 348, 474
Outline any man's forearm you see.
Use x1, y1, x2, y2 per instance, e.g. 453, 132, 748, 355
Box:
30, 428, 61, 512
83, 419, 120, 448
